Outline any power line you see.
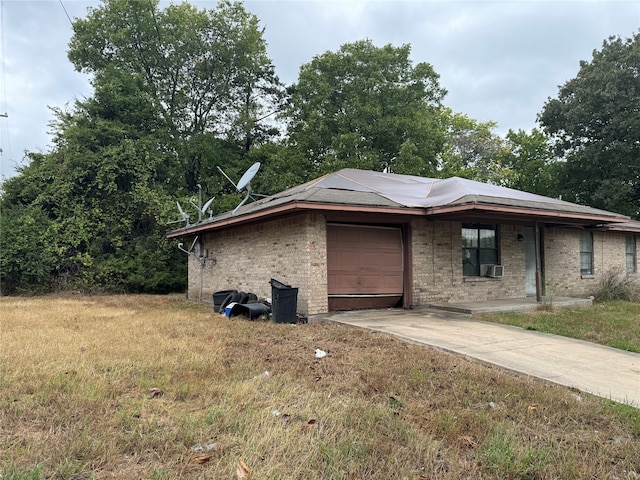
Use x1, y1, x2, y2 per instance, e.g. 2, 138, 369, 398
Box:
59, 0, 73, 27
0, 0, 7, 117
0, 0, 11, 165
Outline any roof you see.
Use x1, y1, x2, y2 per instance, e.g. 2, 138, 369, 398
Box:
599, 220, 640, 233
167, 168, 630, 238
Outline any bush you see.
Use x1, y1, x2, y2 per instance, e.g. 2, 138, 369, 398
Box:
594, 268, 640, 302
0, 204, 55, 295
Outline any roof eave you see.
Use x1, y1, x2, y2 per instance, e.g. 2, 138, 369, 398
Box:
166, 201, 425, 238
598, 224, 640, 233
424, 202, 630, 224
166, 199, 631, 239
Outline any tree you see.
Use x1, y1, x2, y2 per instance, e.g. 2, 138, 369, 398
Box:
538, 33, 640, 218
1, 0, 287, 294
69, 0, 285, 190
499, 128, 559, 197
0, 201, 55, 295
438, 110, 511, 184
285, 40, 447, 177
1, 74, 186, 293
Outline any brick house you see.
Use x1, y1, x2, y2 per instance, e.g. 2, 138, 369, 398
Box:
167, 169, 640, 315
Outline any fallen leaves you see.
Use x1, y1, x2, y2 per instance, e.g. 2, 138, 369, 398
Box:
302, 419, 318, 432
148, 387, 163, 398
237, 459, 252, 479
457, 435, 478, 448
193, 454, 214, 464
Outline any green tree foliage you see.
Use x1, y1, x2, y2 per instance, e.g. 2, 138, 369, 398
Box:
438, 110, 511, 184
1, 75, 185, 293
6, 0, 582, 295
539, 33, 640, 218
499, 128, 559, 196
1, 0, 283, 294
285, 40, 447, 177
0, 202, 55, 294
69, 0, 284, 191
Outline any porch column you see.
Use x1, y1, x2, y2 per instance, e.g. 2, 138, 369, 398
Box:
534, 222, 542, 302
402, 223, 413, 309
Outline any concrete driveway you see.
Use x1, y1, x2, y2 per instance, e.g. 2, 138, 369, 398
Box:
329, 308, 640, 407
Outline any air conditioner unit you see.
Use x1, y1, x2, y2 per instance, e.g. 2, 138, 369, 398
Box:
486, 265, 504, 278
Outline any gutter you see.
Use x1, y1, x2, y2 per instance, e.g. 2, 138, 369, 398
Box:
166, 199, 630, 239
424, 201, 630, 224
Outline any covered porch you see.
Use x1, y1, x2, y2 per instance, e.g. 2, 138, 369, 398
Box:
427, 296, 593, 315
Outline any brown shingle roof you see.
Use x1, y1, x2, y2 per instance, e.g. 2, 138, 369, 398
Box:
167, 169, 630, 237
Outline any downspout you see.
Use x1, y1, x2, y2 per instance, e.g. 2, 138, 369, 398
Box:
177, 236, 206, 302
198, 236, 205, 302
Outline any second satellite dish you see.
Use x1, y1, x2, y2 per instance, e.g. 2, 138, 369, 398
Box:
233, 162, 261, 215
201, 197, 215, 217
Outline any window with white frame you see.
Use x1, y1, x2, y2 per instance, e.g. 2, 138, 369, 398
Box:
626, 235, 637, 274
579, 231, 593, 275
462, 224, 498, 276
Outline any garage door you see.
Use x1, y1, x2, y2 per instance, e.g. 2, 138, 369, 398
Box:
327, 224, 403, 311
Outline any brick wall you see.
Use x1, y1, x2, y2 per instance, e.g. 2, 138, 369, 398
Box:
412, 223, 632, 304
544, 228, 631, 297
185, 214, 635, 314
411, 220, 528, 304
187, 213, 328, 315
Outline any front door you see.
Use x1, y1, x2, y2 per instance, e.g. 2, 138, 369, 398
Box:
524, 227, 537, 296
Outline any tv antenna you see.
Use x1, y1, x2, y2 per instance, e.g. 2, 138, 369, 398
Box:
232, 162, 260, 215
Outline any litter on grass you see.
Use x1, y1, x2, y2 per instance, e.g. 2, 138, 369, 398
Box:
253, 370, 270, 380
191, 443, 217, 453
315, 349, 327, 359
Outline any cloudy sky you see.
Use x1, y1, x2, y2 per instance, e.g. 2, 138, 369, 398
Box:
0, 0, 638, 181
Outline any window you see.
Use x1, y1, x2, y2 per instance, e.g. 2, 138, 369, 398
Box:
626, 235, 637, 274
579, 231, 593, 275
462, 224, 498, 276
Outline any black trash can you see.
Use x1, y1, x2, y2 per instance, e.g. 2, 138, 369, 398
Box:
270, 278, 298, 324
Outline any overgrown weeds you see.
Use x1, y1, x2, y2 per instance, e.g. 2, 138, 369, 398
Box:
1, 295, 639, 479
594, 268, 640, 302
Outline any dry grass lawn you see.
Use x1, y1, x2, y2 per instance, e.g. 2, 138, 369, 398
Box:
1, 295, 639, 479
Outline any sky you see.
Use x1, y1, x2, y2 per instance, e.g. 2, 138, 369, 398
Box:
0, 0, 638, 182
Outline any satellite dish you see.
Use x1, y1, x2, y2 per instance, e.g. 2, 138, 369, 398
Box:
237, 162, 260, 191
176, 201, 190, 226
233, 162, 261, 215
201, 197, 215, 216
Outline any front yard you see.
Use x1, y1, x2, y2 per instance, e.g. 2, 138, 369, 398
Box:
478, 301, 640, 353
